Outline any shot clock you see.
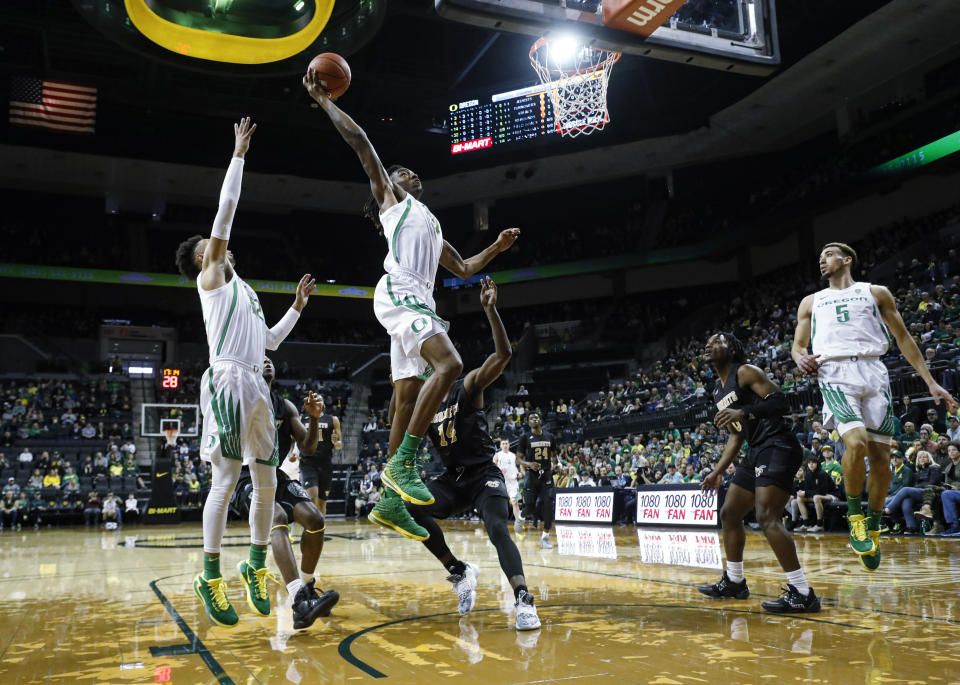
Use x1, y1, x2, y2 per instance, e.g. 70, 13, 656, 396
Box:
161, 368, 180, 390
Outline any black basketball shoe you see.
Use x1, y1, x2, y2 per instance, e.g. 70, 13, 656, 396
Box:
292, 584, 325, 630
307, 578, 340, 618
697, 572, 750, 599
761, 585, 821, 614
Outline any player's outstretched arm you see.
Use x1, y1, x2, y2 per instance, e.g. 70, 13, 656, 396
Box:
440, 229, 521, 280
873, 285, 957, 409
464, 277, 512, 402
291, 392, 322, 457
265, 274, 316, 350
791, 294, 820, 376
200, 117, 256, 291
303, 71, 398, 212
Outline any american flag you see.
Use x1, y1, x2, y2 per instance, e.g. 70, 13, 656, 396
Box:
9, 77, 97, 134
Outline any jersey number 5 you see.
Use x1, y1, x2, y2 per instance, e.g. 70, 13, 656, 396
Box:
437, 420, 458, 447
836, 304, 850, 322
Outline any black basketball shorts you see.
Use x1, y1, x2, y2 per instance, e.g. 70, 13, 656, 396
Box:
299, 460, 333, 496
233, 469, 312, 520
424, 462, 510, 519
732, 440, 803, 494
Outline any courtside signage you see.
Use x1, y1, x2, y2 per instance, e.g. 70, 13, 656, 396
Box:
555, 490, 614, 523
636, 485, 718, 527
637, 529, 722, 569
556, 525, 618, 560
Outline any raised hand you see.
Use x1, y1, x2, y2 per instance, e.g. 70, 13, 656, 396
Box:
303, 391, 323, 419
233, 117, 257, 158
480, 276, 498, 309
495, 228, 520, 253
293, 274, 316, 312
303, 70, 331, 105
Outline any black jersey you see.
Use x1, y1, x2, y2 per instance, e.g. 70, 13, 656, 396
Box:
713, 364, 794, 450
426, 379, 495, 470
270, 391, 294, 463
518, 429, 557, 482
304, 413, 335, 466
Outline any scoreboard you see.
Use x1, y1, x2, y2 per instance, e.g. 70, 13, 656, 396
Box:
449, 72, 609, 154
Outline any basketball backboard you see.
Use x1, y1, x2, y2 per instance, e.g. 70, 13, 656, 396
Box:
435, 0, 780, 75
141, 403, 200, 438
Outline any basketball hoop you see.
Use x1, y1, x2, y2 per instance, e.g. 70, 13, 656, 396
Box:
162, 428, 179, 448
529, 37, 621, 138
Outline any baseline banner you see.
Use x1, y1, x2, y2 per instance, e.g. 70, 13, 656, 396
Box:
637, 529, 723, 569
555, 489, 615, 523
635, 484, 718, 527
556, 525, 618, 560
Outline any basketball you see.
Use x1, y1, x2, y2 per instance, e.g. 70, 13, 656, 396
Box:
308, 52, 351, 99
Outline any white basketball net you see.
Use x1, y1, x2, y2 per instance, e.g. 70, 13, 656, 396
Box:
530, 38, 621, 138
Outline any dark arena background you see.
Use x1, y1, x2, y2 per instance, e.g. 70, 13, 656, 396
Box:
2, 1, 960, 683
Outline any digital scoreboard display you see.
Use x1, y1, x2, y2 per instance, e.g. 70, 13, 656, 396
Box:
161, 368, 180, 390
448, 73, 606, 155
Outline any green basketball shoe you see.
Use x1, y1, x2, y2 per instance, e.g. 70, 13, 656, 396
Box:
193, 575, 239, 628
859, 531, 882, 571
848, 514, 877, 555
369, 489, 430, 541
381, 452, 435, 506
236, 560, 273, 617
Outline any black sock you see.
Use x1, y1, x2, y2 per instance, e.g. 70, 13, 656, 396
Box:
514, 584, 528, 600
446, 560, 466, 576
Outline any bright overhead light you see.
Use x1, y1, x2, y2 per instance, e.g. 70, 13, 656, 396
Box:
294, 1, 305, 10
549, 35, 579, 63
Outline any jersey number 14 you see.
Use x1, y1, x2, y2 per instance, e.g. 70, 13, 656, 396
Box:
437, 420, 458, 447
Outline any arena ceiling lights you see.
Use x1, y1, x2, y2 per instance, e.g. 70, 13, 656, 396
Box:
71, 0, 386, 74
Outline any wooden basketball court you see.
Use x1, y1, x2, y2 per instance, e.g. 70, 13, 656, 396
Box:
2, 521, 959, 683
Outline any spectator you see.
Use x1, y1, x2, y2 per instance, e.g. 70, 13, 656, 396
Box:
27, 468, 43, 489
926, 408, 947, 435
886, 451, 941, 534
62, 467, 79, 493
796, 457, 833, 532
18, 447, 33, 465
659, 464, 682, 484
124, 493, 140, 523
557, 466, 580, 488
27, 491, 47, 529
611, 465, 629, 488
81, 422, 96, 439
102, 491, 121, 528
0, 452, 8, 472
899, 396, 922, 427
1, 492, 20, 530
2, 477, 19, 499
42, 468, 61, 489
884, 451, 915, 510
948, 415, 960, 442
579, 470, 596, 487
681, 464, 700, 483
83, 491, 101, 526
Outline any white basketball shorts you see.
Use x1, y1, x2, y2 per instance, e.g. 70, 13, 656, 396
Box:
505, 478, 519, 500
817, 357, 895, 444
200, 362, 279, 466
374, 272, 449, 381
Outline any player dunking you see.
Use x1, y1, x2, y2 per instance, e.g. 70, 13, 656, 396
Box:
792, 242, 956, 570
231, 358, 340, 630
517, 413, 558, 549
697, 333, 818, 613
405, 277, 540, 630
293, 393, 341, 516
303, 72, 520, 539
174, 118, 316, 627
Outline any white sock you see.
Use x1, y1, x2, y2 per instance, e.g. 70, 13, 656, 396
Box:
300, 571, 314, 585
287, 578, 303, 599
541, 532, 549, 538
726, 561, 745, 583
786, 568, 810, 596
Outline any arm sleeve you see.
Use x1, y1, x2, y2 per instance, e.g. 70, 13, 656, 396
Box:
264, 307, 300, 351
211, 157, 244, 241
741, 392, 789, 421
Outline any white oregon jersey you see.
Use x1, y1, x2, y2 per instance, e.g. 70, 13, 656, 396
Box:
810, 282, 891, 362
494, 450, 518, 481
198, 273, 266, 367
380, 195, 443, 284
